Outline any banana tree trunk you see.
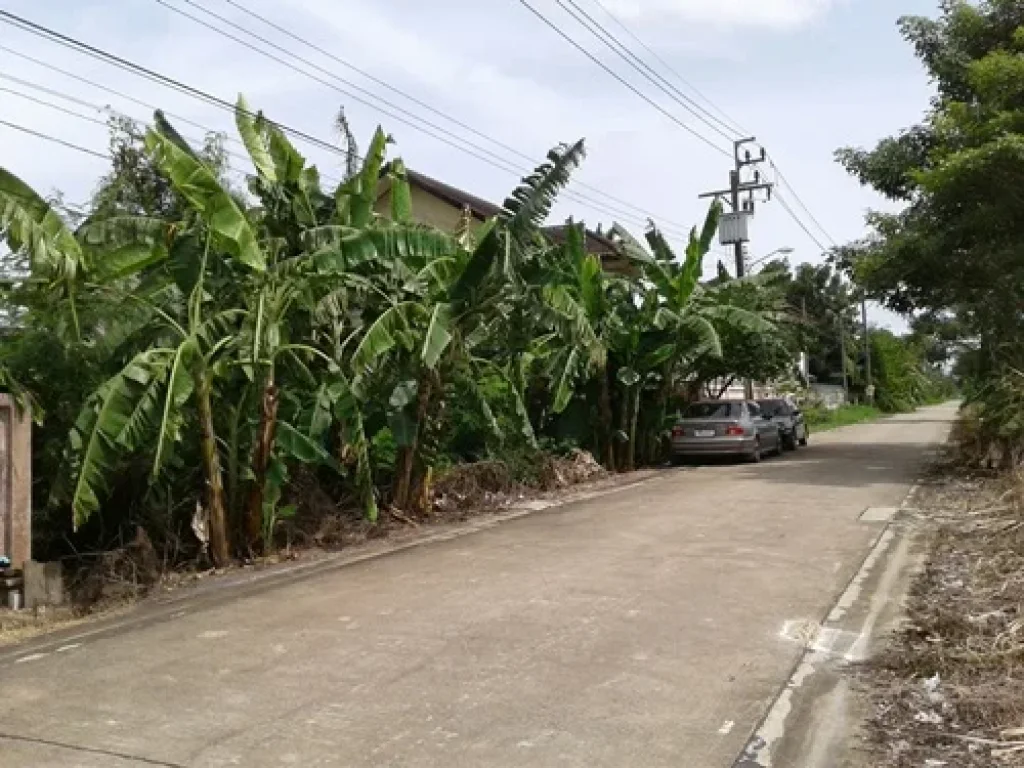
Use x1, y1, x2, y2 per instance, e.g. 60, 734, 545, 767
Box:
616, 383, 630, 473
392, 370, 433, 511
245, 374, 279, 554
648, 365, 674, 466
598, 366, 616, 471
195, 370, 231, 566
626, 386, 639, 472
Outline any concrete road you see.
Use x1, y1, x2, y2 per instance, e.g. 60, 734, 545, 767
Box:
0, 405, 956, 768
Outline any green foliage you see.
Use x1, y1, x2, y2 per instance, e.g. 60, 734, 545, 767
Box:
869, 330, 931, 413
503, 140, 586, 252
0, 168, 83, 280
145, 123, 265, 272
804, 404, 882, 431
835, 0, 1016, 447
0, 90, 800, 568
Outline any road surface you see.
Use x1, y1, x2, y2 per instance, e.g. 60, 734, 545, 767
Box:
0, 405, 956, 767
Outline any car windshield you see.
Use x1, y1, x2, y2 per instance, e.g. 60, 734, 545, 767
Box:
757, 400, 790, 417
684, 402, 740, 419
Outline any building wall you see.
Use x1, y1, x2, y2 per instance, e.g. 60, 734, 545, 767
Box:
373, 186, 485, 234
374, 183, 629, 273
808, 383, 848, 410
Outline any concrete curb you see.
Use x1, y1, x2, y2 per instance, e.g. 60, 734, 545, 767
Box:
0, 469, 669, 665
731, 473, 929, 768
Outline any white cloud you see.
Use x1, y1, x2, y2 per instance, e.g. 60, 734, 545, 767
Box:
602, 0, 842, 29
0, 0, 925, 293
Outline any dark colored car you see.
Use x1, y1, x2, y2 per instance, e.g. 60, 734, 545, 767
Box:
756, 399, 809, 451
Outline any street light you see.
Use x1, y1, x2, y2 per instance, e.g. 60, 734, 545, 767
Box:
746, 246, 794, 272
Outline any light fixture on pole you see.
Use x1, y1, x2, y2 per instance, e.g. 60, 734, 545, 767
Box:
746, 246, 794, 272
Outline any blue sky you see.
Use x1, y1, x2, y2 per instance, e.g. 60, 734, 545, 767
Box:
1, 0, 939, 326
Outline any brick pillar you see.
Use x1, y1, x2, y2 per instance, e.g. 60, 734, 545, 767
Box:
0, 394, 31, 567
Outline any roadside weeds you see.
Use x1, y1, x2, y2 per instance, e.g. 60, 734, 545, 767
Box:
862, 455, 1024, 766
806, 405, 884, 432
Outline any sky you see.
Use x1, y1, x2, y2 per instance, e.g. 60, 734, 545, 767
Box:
0, 0, 940, 328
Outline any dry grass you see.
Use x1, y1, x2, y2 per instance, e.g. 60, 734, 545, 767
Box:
864, 444, 1024, 766
432, 449, 606, 516
282, 450, 608, 550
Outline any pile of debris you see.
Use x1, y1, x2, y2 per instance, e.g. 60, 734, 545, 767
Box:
433, 450, 606, 516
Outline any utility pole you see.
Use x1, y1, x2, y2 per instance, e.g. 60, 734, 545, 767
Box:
861, 294, 874, 404
699, 137, 774, 399
838, 310, 850, 401
801, 297, 809, 384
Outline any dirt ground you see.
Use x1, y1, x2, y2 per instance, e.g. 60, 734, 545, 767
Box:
862, 454, 1024, 766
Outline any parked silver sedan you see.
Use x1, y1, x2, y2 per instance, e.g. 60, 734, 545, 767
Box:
670, 400, 782, 464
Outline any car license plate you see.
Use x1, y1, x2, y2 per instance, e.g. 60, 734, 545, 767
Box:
695, 429, 715, 438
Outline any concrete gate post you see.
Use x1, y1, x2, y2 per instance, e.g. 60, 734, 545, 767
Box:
0, 394, 32, 567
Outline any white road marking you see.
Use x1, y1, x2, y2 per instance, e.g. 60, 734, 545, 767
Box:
747, 651, 826, 767
827, 528, 895, 623
719, 720, 735, 734
859, 506, 898, 522
197, 630, 229, 639
55, 643, 81, 653
15, 652, 48, 663
846, 530, 914, 662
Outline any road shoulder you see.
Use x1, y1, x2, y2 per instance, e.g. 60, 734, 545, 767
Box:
732, 477, 930, 767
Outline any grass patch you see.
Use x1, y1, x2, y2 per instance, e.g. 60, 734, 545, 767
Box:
804, 404, 883, 431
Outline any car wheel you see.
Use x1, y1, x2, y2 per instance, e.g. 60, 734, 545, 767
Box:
783, 432, 798, 451
747, 438, 762, 463
671, 454, 689, 467
799, 428, 809, 447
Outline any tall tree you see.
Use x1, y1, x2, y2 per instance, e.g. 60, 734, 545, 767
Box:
835, 0, 1024, 352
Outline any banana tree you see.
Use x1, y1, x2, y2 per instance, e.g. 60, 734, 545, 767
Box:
55, 234, 243, 564
44, 115, 268, 565
348, 217, 509, 511
533, 221, 622, 468
469, 141, 589, 439
304, 140, 587, 513
235, 95, 428, 533
0, 169, 175, 341
210, 98, 396, 544
607, 203, 749, 466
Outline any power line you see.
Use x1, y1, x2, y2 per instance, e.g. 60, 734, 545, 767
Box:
541, 0, 837, 258
156, 0, 528, 175
770, 161, 837, 247
156, 0, 694, 235
586, 0, 751, 138
0, 47, 344, 187
219, 0, 536, 168
0, 82, 110, 128
553, 0, 738, 143
0, 119, 109, 160
0, 10, 357, 163
0, 76, 256, 182
0, 9, 692, 240
776, 191, 829, 254
214, 0, 686, 229
514, 0, 731, 158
